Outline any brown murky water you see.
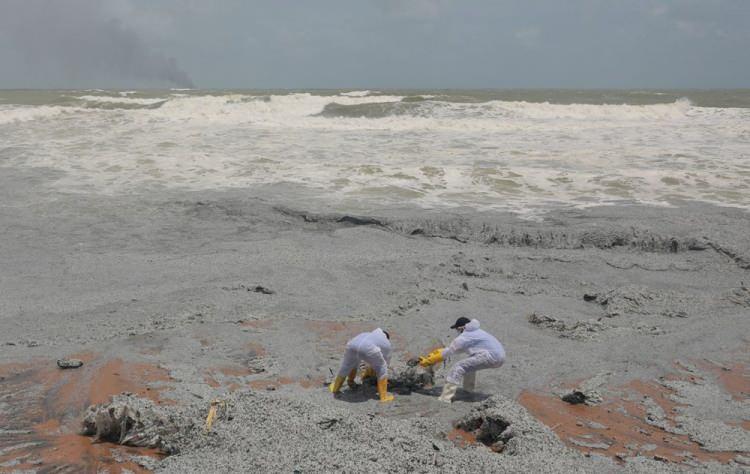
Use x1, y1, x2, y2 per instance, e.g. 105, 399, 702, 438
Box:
0, 354, 171, 472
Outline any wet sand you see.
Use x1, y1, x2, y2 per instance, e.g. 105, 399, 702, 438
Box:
0, 164, 748, 472
518, 358, 749, 465
0, 354, 169, 472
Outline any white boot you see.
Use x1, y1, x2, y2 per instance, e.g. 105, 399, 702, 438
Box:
438, 383, 458, 403
463, 371, 476, 392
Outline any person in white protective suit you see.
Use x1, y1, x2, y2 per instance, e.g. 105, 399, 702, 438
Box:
418, 317, 505, 403
328, 328, 395, 403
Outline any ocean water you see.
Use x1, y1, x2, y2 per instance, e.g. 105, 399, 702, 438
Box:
1, 89, 749, 215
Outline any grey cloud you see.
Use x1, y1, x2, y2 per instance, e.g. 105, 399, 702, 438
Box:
0, 0, 193, 88
514, 27, 541, 47
378, 0, 451, 19
1, 0, 748, 89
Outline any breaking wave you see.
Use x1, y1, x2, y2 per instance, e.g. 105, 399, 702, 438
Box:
316, 97, 694, 121
0, 91, 702, 125
72, 95, 169, 110
339, 90, 376, 97
1, 90, 749, 215
0, 105, 66, 124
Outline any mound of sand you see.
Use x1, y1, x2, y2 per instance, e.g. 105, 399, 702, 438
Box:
146, 391, 674, 473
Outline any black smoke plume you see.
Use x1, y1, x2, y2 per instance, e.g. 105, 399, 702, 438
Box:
0, 0, 194, 88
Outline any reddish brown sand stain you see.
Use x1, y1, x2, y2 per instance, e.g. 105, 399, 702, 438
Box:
298, 377, 326, 389
217, 366, 254, 377
245, 341, 267, 358
695, 360, 750, 401
447, 428, 477, 448
240, 319, 275, 330
201, 341, 268, 391
199, 351, 324, 392
304, 320, 371, 346
0, 354, 171, 473
204, 375, 221, 389
198, 338, 212, 347
518, 361, 749, 466
28, 421, 163, 474
203, 364, 262, 389
727, 420, 750, 431
248, 376, 296, 390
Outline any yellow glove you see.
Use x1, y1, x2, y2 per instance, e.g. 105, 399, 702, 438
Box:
418, 348, 445, 367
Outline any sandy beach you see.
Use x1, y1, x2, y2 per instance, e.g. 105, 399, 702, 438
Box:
1, 160, 748, 472
2, 0, 749, 469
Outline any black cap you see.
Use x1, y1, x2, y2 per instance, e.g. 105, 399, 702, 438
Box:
450, 317, 471, 329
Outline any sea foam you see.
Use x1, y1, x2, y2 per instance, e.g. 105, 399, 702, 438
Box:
1, 91, 748, 214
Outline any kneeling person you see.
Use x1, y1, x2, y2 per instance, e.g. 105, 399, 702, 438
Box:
419, 317, 505, 403
329, 328, 394, 403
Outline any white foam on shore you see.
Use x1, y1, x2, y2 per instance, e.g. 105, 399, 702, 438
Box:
339, 90, 374, 97
0, 105, 66, 124
2, 92, 749, 214
74, 95, 168, 105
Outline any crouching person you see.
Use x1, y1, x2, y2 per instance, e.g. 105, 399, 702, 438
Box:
419, 317, 505, 403
329, 328, 394, 403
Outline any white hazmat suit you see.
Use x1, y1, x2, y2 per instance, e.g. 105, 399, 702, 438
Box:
442, 319, 505, 386
336, 328, 392, 381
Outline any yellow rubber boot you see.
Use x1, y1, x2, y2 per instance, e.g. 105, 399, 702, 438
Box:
377, 378, 394, 403
329, 376, 345, 394
347, 368, 358, 389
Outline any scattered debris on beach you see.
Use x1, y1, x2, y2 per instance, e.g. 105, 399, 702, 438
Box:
222, 284, 275, 295
583, 285, 693, 318
81, 394, 186, 453
561, 390, 589, 405
454, 401, 515, 453
57, 358, 84, 369
387, 361, 436, 394
527, 312, 608, 340
726, 282, 750, 307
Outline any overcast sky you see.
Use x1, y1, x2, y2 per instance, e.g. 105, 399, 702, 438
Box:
0, 0, 748, 89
